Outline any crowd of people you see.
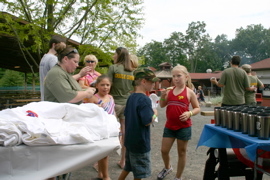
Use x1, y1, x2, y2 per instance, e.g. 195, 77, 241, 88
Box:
39, 35, 264, 180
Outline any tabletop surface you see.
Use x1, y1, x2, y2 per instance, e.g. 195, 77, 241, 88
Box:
197, 124, 270, 161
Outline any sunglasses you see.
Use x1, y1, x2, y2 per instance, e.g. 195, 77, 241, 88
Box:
65, 49, 78, 56
86, 60, 96, 63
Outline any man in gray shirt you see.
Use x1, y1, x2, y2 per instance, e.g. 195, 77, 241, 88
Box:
39, 35, 66, 100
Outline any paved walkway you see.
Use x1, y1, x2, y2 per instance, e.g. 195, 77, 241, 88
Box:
69, 105, 213, 180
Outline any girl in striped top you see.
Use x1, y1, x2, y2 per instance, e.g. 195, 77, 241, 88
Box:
86, 74, 115, 115
86, 74, 115, 180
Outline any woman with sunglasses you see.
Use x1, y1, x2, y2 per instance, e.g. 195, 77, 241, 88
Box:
78, 54, 101, 89
44, 46, 96, 104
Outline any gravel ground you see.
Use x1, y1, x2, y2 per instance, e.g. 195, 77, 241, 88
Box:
69, 104, 270, 180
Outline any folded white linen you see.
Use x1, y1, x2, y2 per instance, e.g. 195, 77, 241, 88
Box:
0, 102, 120, 146
0, 119, 22, 146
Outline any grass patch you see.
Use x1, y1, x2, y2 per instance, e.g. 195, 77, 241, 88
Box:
210, 96, 222, 106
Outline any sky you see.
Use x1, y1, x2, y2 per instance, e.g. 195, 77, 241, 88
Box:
137, 0, 270, 47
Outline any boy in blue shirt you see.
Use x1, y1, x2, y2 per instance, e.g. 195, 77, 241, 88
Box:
118, 68, 159, 180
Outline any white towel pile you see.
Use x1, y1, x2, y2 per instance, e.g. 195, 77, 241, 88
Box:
0, 102, 120, 146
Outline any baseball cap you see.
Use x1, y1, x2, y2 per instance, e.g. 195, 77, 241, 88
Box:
133, 68, 159, 82
241, 64, 251, 72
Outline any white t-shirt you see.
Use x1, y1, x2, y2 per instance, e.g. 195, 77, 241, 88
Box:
39, 53, 58, 101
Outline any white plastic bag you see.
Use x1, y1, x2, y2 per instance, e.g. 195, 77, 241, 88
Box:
149, 93, 160, 126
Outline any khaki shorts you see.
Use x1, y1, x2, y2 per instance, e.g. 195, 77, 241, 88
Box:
115, 104, 126, 120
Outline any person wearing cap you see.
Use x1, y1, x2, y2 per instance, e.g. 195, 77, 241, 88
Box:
241, 64, 264, 105
118, 68, 158, 180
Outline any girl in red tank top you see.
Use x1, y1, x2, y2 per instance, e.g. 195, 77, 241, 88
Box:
157, 65, 200, 180
166, 86, 191, 130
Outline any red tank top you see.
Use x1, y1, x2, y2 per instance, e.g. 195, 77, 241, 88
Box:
165, 86, 192, 130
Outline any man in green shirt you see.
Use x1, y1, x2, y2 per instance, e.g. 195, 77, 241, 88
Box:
241, 64, 264, 105
207, 55, 257, 180
211, 55, 256, 106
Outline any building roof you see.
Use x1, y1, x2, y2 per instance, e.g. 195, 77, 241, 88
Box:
155, 70, 222, 80
190, 71, 222, 80
250, 58, 270, 70
155, 70, 172, 78
159, 62, 172, 67
148, 66, 156, 72
154, 58, 270, 81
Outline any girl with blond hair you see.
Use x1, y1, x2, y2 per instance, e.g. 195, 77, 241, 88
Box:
157, 65, 200, 180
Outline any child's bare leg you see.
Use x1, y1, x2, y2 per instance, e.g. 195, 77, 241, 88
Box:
161, 137, 175, 169
118, 118, 125, 169
175, 139, 188, 178
98, 156, 110, 180
118, 170, 129, 180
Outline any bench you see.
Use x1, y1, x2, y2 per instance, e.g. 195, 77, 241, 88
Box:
201, 111, 214, 116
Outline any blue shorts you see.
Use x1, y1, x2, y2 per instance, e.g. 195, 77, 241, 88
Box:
124, 149, 151, 178
163, 127, 191, 140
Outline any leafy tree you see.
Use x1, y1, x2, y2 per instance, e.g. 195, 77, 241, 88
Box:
193, 37, 221, 73
163, 32, 188, 67
0, 70, 24, 87
137, 40, 168, 69
72, 44, 113, 75
0, 68, 5, 79
213, 34, 233, 70
184, 21, 210, 72
231, 24, 270, 63
162, 21, 214, 72
1, 0, 145, 70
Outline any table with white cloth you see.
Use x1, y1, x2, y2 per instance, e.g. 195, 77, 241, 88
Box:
0, 137, 120, 180
197, 124, 270, 180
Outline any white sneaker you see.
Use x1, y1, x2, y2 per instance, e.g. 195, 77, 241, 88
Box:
157, 166, 173, 179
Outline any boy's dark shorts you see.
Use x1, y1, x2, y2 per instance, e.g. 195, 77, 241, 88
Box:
163, 126, 191, 140
124, 149, 151, 179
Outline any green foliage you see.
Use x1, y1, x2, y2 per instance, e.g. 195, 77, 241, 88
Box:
163, 32, 188, 67
1, 0, 145, 70
138, 21, 214, 72
137, 40, 169, 69
232, 24, 270, 62
78, 44, 113, 68
26, 73, 39, 85
210, 96, 222, 106
183, 21, 210, 72
0, 70, 24, 87
0, 68, 6, 79
0, 0, 145, 86
137, 21, 270, 73
213, 34, 233, 69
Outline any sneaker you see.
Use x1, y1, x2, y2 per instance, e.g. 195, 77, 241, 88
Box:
157, 166, 173, 179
